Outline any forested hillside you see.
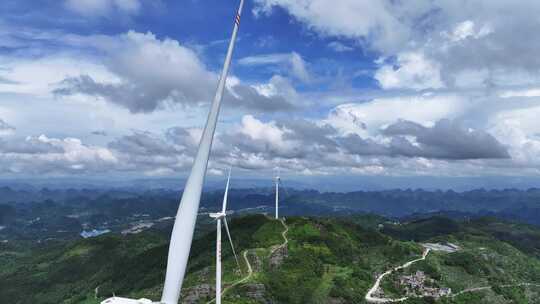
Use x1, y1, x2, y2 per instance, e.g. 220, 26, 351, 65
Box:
3, 215, 540, 303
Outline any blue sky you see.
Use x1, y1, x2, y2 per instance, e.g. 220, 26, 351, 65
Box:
1, 0, 540, 189
0, 0, 378, 91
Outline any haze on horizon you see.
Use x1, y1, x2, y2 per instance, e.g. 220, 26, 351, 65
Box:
1, 0, 540, 189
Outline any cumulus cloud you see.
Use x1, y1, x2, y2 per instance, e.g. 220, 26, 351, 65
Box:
54, 31, 296, 113
65, 0, 141, 17
224, 76, 297, 112
238, 52, 311, 83
0, 113, 514, 177
374, 52, 444, 91
486, 104, 540, 168
55, 31, 215, 112
443, 20, 493, 43
2, 0, 540, 179
327, 41, 353, 52
326, 94, 468, 135
0, 130, 188, 176
225, 115, 304, 159
253, 0, 417, 53
255, 0, 540, 90
107, 130, 194, 174
0, 135, 64, 154
323, 118, 509, 160
0, 119, 15, 137
336, 134, 388, 156
0, 135, 117, 174
108, 131, 178, 157
91, 130, 107, 136
219, 116, 510, 175
220, 115, 509, 167
382, 119, 510, 159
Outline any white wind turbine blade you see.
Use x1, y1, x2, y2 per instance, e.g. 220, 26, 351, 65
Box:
223, 216, 241, 271
221, 169, 231, 213
212, 170, 238, 304
220, 169, 240, 270
160, 1, 245, 303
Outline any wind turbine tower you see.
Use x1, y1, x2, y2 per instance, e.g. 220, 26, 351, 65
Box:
274, 170, 280, 219
160, 0, 244, 302
209, 170, 240, 304
100, 0, 245, 303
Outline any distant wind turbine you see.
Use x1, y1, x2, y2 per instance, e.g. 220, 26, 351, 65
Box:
209, 169, 241, 304
100, 0, 245, 303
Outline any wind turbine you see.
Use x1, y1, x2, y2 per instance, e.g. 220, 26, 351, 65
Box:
100, 0, 245, 303
274, 168, 280, 219
209, 170, 241, 304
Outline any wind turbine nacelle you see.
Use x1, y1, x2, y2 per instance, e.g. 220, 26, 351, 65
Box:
100, 297, 156, 304
209, 212, 226, 219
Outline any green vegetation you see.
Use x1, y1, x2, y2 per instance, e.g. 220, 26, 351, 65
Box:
3, 215, 540, 303
0, 231, 169, 303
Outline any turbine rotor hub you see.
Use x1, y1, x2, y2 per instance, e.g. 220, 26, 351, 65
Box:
209, 212, 226, 219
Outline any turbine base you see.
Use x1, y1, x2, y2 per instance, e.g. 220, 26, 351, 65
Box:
101, 297, 157, 304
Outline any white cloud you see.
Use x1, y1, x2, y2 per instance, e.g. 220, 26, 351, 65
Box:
0, 56, 117, 97
289, 53, 311, 83
144, 167, 175, 176
255, 0, 540, 91
0, 27, 300, 164
443, 20, 493, 43
0, 105, 520, 177
327, 41, 353, 52
499, 88, 540, 98
326, 94, 465, 135
0, 134, 117, 174
238, 115, 292, 152
488, 105, 540, 166
254, 0, 419, 53
114, 0, 141, 13
49, 31, 295, 113
0, 119, 15, 137
65, 0, 110, 16
238, 52, 311, 83
4, 1, 540, 180
252, 75, 298, 100
65, 0, 141, 17
375, 52, 444, 91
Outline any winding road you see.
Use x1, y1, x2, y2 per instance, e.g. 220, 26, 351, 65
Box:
270, 218, 289, 256
364, 247, 540, 303
206, 218, 289, 304
450, 283, 540, 298
365, 249, 431, 303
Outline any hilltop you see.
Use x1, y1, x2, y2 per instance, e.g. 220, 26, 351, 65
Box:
3, 214, 540, 303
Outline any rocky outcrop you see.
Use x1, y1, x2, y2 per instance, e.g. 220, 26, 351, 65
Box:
249, 251, 263, 272
244, 283, 269, 303
269, 245, 288, 269
181, 283, 214, 304
327, 297, 346, 304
